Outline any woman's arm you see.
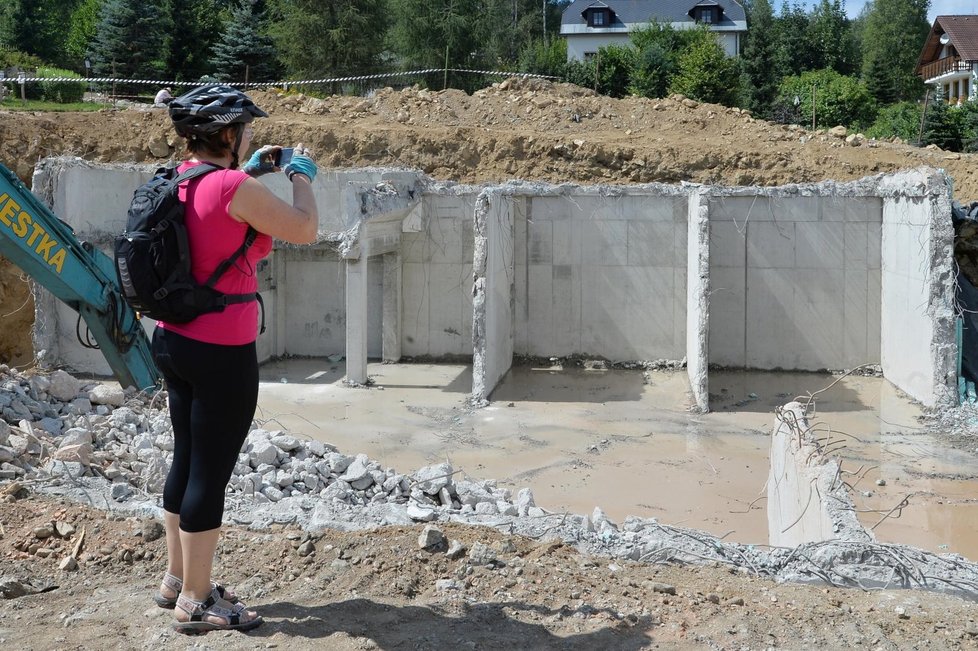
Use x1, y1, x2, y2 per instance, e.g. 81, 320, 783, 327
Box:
228, 173, 318, 244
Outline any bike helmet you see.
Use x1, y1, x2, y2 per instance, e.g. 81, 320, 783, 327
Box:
168, 84, 268, 136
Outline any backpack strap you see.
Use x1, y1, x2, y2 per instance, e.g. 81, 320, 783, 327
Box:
204, 226, 258, 288
169, 163, 221, 184
176, 166, 266, 332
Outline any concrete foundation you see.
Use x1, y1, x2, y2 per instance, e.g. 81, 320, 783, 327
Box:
28, 158, 956, 408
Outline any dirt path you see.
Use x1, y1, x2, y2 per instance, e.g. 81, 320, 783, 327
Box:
3, 491, 978, 650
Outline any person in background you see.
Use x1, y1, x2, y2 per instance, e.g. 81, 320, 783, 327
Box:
154, 87, 173, 106
152, 84, 319, 634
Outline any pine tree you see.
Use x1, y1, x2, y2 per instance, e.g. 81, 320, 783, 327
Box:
773, 3, 814, 78
90, 0, 169, 80
921, 89, 961, 150
268, 0, 388, 88
864, 52, 897, 105
740, 0, 778, 116
212, 1, 279, 83
165, 0, 221, 81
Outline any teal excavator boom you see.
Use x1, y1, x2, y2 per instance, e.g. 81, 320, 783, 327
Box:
0, 164, 158, 391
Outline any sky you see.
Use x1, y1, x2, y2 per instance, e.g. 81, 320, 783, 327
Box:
778, 0, 977, 22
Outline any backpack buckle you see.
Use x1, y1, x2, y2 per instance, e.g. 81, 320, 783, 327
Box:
152, 287, 169, 300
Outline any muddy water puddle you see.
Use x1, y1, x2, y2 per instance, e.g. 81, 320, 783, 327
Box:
257, 360, 978, 558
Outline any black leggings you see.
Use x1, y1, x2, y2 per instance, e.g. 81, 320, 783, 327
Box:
152, 328, 258, 533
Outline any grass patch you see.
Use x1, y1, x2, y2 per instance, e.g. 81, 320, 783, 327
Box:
0, 99, 105, 112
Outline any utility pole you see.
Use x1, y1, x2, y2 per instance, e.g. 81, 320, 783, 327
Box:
543, 0, 547, 44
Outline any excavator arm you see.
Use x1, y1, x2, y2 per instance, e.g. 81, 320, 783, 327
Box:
0, 164, 158, 391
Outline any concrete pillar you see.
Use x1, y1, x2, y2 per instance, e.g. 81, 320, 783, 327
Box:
382, 253, 402, 362
345, 257, 369, 384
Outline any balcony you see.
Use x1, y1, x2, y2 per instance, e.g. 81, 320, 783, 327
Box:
918, 56, 972, 81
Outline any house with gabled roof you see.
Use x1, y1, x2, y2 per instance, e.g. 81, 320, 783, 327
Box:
916, 15, 978, 103
560, 0, 747, 62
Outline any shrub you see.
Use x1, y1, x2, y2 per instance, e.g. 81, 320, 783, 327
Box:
35, 67, 86, 103
866, 101, 923, 142
778, 68, 877, 130
668, 30, 739, 106
518, 38, 567, 79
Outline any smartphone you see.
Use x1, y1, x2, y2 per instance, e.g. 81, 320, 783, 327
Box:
275, 147, 294, 167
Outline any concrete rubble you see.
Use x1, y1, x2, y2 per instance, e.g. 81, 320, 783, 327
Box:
3, 363, 978, 603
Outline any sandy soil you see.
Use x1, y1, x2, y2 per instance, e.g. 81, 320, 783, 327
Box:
3, 80, 978, 648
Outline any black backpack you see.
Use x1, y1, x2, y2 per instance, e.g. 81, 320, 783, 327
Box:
114, 164, 261, 325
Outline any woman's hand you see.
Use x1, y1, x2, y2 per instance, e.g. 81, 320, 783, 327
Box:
242, 145, 283, 177
283, 143, 318, 183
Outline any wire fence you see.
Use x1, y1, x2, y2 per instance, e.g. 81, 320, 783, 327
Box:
1, 67, 560, 101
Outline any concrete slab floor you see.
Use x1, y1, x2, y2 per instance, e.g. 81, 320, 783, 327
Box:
256, 360, 978, 559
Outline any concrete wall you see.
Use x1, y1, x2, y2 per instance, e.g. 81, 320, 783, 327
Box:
472, 192, 516, 401
512, 190, 688, 361
877, 172, 956, 406
707, 193, 883, 371
25, 158, 957, 408
399, 193, 475, 358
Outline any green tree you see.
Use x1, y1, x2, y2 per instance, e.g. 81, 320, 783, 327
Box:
864, 53, 897, 105
860, 0, 929, 101
212, 1, 279, 83
808, 0, 855, 74
959, 101, 978, 153
165, 0, 221, 80
778, 68, 877, 129
739, 0, 778, 115
627, 22, 687, 99
65, 0, 103, 67
388, 0, 476, 70
669, 29, 739, 106
270, 0, 387, 87
90, 0, 169, 80
2, 0, 82, 68
773, 3, 814, 77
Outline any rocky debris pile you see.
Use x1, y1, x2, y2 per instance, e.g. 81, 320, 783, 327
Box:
0, 365, 538, 517
4, 364, 978, 604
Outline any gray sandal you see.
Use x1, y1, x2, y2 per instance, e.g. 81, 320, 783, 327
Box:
154, 573, 239, 609
172, 590, 262, 634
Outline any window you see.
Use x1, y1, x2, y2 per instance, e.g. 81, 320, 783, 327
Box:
584, 52, 597, 62
587, 9, 609, 27
699, 8, 715, 23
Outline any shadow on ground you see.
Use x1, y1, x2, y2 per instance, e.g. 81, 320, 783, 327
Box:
251, 597, 657, 649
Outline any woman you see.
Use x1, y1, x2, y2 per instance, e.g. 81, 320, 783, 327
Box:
151, 84, 318, 634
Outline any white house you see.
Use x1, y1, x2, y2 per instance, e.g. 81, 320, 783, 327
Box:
915, 15, 978, 103
560, 0, 748, 62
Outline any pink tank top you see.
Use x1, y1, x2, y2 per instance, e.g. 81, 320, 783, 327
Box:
157, 162, 273, 345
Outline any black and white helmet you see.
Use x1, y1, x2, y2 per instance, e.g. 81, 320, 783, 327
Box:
168, 84, 268, 136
